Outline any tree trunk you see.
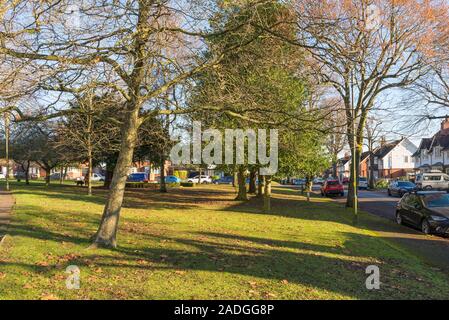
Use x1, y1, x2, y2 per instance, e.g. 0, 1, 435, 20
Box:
25, 161, 30, 185
332, 159, 338, 179
160, 156, 167, 193
45, 168, 51, 186
59, 165, 64, 185
305, 176, 313, 202
92, 108, 140, 248
248, 168, 257, 194
257, 174, 265, 198
369, 152, 375, 189
235, 166, 248, 201
346, 144, 362, 208
232, 170, 238, 188
104, 162, 114, 189
87, 147, 93, 196
263, 175, 272, 212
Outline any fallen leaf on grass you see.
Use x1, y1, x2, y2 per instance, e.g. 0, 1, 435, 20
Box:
264, 292, 277, 299
41, 294, 59, 300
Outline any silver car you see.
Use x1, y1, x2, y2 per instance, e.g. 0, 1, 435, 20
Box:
415, 173, 449, 191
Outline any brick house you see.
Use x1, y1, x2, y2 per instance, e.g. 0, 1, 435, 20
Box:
369, 138, 417, 179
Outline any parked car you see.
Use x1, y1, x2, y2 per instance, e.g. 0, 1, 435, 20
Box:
293, 178, 307, 187
321, 180, 345, 197
388, 181, 417, 197
49, 172, 62, 180
75, 173, 105, 182
396, 191, 449, 235
188, 175, 212, 184
165, 175, 181, 184
127, 172, 149, 183
313, 177, 325, 185
213, 176, 234, 185
91, 173, 105, 182
415, 172, 449, 191
358, 177, 368, 190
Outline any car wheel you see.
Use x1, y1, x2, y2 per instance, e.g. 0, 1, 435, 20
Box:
424, 186, 432, 191
340, 192, 344, 197
421, 219, 431, 235
396, 212, 403, 225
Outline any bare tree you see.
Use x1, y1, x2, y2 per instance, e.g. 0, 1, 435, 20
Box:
1, 1, 282, 247
364, 117, 383, 189
286, 0, 447, 212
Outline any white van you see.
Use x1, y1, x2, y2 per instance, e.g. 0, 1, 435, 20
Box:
415, 172, 449, 190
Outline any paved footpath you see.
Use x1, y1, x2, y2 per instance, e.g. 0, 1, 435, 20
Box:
0, 191, 15, 241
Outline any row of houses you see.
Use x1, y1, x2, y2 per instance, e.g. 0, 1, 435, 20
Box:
336, 118, 449, 181
0, 160, 171, 181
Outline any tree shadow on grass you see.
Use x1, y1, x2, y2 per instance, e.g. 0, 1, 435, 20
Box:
12, 184, 240, 211
2, 229, 444, 299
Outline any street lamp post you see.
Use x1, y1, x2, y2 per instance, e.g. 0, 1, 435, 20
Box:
351, 68, 358, 224
4, 112, 10, 192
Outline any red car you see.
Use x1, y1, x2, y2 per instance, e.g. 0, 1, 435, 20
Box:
321, 180, 345, 197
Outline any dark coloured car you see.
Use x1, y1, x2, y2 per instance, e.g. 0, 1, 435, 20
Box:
321, 180, 345, 197
213, 176, 234, 185
388, 181, 417, 197
396, 191, 449, 236
127, 172, 149, 183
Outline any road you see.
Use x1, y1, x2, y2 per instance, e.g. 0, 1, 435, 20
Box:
336, 189, 399, 222
333, 188, 449, 272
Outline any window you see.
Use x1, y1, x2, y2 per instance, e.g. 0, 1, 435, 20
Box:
435, 147, 442, 157
404, 156, 409, 163
388, 156, 392, 168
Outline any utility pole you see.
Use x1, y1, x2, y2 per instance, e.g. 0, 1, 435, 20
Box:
4, 112, 10, 192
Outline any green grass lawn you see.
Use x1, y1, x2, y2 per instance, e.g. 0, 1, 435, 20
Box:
1, 181, 449, 300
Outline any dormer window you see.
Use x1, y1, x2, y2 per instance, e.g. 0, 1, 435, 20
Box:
435, 147, 442, 157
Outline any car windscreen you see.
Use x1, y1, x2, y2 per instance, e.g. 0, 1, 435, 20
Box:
397, 182, 415, 187
422, 194, 449, 208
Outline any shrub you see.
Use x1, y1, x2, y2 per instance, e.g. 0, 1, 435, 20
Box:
375, 179, 389, 189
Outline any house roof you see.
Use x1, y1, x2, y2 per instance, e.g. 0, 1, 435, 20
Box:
360, 151, 371, 163
414, 129, 449, 156
373, 140, 402, 159
337, 158, 350, 166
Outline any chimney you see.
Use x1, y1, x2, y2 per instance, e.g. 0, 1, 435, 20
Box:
441, 117, 449, 131
380, 136, 387, 147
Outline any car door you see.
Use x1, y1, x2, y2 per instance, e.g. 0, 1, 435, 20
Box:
407, 195, 425, 227
391, 182, 398, 195
399, 195, 413, 223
